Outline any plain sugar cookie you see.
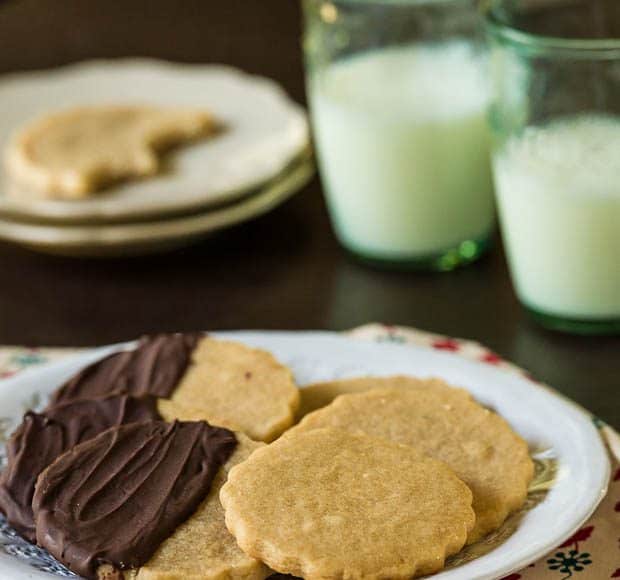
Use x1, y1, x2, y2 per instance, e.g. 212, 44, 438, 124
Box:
220, 428, 475, 579
297, 375, 472, 419
291, 386, 534, 543
167, 337, 300, 442
5, 105, 216, 198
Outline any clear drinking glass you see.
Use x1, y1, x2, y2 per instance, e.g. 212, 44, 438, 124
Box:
484, 0, 620, 334
302, 0, 496, 271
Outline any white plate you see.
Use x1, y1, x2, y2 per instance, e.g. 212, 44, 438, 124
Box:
0, 331, 609, 580
0, 152, 314, 257
0, 59, 309, 223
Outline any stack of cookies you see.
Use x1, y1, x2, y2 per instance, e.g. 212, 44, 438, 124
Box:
0, 332, 534, 580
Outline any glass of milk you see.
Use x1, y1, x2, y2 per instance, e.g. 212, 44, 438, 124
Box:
302, 0, 495, 271
485, 0, 620, 334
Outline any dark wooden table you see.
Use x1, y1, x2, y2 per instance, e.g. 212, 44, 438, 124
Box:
0, 0, 618, 427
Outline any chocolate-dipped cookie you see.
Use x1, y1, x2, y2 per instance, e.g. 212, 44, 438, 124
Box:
48, 333, 204, 406
50, 333, 300, 442
33, 420, 237, 579
0, 394, 160, 541
133, 433, 270, 580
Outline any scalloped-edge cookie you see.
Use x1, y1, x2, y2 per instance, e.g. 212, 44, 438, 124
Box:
290, 386, 534, 543
4, 105, 217, 198
220, 428, 475, 580
296, 375, 472, 419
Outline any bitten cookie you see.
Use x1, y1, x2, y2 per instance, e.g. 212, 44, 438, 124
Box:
220, 428, 475, 580
297, 375, 471, 419
50, 333, 300, 442
134, 434, 270, 580
290, 387, 534, 543
4, 105, 216, 198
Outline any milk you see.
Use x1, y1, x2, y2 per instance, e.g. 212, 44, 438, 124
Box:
494, 115, 620, 319
309, 42, 495, 260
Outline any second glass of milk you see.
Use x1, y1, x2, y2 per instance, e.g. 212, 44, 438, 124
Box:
485, 0, 620, 334
303, 0, 495, 270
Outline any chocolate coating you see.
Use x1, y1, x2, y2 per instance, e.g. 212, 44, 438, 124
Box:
48, 332, 203, 407
0, 395, 161, 542
33, 420, 237, 579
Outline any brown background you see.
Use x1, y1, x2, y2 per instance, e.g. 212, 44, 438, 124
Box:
0, 0, 617, 426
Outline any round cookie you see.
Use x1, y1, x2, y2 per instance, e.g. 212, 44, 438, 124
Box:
220, 428, 475, 580
134, 434, 270, 580
297, 375, 471, 419
291, 387, 534, 543
166, 337, 299, 442
33, 420, 238, 579
49, 333, 300, 443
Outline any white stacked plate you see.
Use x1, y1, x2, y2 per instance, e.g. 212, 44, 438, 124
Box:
0, 60, 313, 256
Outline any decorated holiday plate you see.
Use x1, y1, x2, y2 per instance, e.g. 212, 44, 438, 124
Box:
0, 59, 309, 223
0, 331, 610, 579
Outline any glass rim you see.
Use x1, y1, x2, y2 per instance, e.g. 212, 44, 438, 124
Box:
482, 0, 620, 56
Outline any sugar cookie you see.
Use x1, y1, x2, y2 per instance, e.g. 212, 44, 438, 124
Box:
5, 105, 216, 198
220, 428, 475, 579
297, 375, 471, 419
291, 387, 534, 542
165, 337, 299, 442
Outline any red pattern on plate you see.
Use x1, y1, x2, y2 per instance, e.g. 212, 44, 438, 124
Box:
431, 339, 460, 351
558, 526, 594, 548
481, 352, 503, 365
